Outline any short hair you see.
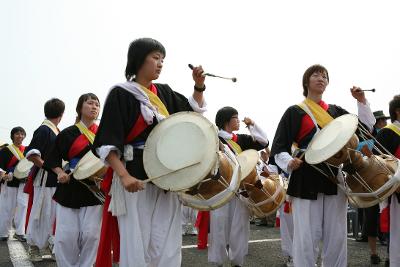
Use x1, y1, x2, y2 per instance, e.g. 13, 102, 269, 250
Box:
75, 93, 100, 123
44, 98, 65, 119
215, 106, 238, 130
10, 126, 26, 141
389, 94, 400, 122
302, 64, 329, 97
125, 38, 166, 81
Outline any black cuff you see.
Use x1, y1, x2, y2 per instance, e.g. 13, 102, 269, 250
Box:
194, 84, 206, 92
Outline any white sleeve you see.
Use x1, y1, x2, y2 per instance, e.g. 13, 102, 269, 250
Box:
26, 149, 41, 159
357, 101, 375, 132
188, 96, 207, 114
248, 123, 269, 146
96, 145, 121, 166
274, 152, 293, 174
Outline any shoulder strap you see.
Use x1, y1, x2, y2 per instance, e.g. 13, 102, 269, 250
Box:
297, 99, 334, 128
7, 144, 24, 160
226, 139, 243, 154
75, 121, 95, 144
140, 84, 170, 117
42, 119, 59, 135
385, 123, 400, 137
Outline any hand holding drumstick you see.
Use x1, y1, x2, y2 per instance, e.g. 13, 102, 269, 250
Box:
242, 117, 254, 128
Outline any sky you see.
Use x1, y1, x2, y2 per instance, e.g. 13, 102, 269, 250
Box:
1, 0, 399, 145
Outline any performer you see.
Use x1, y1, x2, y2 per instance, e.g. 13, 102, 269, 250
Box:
0, 127, 28, 242
374, 95, 400, 266
93, 37, 207, 267
25, 98, 65, 261
44, 93, 102, 267
254, 148, 278, 226
208, 106, 268, 267
271, 64, 375, 267
181, 205, 198, 235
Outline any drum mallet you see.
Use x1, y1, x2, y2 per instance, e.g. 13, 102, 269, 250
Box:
188, 64, 237, 82
360, 88, 376, 92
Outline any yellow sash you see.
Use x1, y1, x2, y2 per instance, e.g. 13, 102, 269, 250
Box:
42, 119, 59, 136
298, 98, 334, 128
75, 121, 96, 144
138, 84, 170, 117
385, 123, 400, 137
227, 139, 243, 154
7, 144, 24, 160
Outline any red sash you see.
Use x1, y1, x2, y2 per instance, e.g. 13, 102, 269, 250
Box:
68, 124, 98, 159
24, 166, 39, 231
95, 86, 157, 267
296, 100, 329, 143
6, 145, 25, 170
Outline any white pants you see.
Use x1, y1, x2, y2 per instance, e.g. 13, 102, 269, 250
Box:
54, 204, 102, 267
208, 197, 250, 266
0, 183, 28, 237
390, 195, 400, 266
279, 203, 294, 258
291, 190, 347, 267
117, 183, 182, 267
181, 205, 197, 226
26, 186, 56, 249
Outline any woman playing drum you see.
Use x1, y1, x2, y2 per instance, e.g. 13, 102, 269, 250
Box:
93, 38, 207, 267
271, 64, 375, 267
44, 93, 102, 266
208, 106, 268, 267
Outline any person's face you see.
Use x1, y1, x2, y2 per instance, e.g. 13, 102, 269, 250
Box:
226, 114, 240, 132
307, 71, 329, 96
260, 150, 270, 162
137, 51, 164, 81
375, 118, 388, 129
12, 131, 25, 146
81, 98, 100, 121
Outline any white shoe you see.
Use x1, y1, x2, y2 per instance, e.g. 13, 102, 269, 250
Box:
286, 256, 294, 267
28, 246, 42, 262
40, 246, 56, 261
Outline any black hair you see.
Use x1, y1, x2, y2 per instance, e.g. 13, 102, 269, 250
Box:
215, 106, 238, 130
10, 126, 26, 141
302, 64, 329, 97
389, 95, 400, 122
44, 98, 65, 119
75, 93, 100, 123
125, 38, 166, 81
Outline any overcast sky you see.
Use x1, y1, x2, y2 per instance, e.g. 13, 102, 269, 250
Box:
1, 0, 399, 145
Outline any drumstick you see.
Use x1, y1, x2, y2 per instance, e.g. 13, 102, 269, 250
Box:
188, 64, 237, 82
356, 88, 376, 92
142, 161, 201, 183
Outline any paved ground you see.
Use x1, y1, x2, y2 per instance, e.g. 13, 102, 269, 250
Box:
0, 224, 388, 267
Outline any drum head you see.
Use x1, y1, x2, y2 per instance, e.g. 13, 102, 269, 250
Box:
73, 151, 106, 180
143, 112, 219, 191
14, 158, 34, 179
305, 114, 359, 165
237, 149, 259, 181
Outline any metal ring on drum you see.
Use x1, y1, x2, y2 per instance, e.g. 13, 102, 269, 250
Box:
304, 114, 400, 208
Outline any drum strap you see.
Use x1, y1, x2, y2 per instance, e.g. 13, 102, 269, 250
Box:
6, 145, 25, 170
140, 84, 170, 117
385, 123, 400, 137
75, 121, 96, 144
42, 119, 59, 136
298, 98, 334, 128
7, 144, 25, 160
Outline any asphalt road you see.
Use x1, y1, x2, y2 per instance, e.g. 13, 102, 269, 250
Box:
0, 224, 388, 267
